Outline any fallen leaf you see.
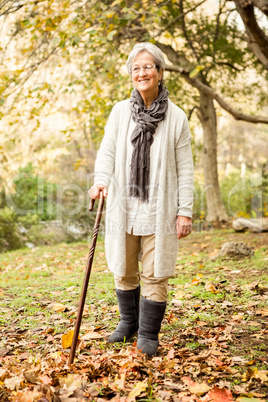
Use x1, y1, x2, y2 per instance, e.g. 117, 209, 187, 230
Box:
87, 384, 101, 397
255, 308, 268, 316
171, 299, 184, 306
113, 373, 126, 390
253, 370, 268, 382
231, 313, 244, 321
4, 376, 23, 391
52, 303, 67, 312
66, 285, 76, 292
51, 291, 63, 296
0, 368, 8, 381
205, 386, 233, 401
209, 249, 219, 257
244, 281, 259, 290
221, 301, 233, 308
81, 331, 103, 340
197, 321, 207, 326
23, 370, 39, 384
39, 374, 52, 385
47, 334, 54, 342
247, 321, 261, 326
232, 384, 248, 395
175, 290, 185, 299
232, 356, 249, 365
205, 282, 219, 294
61, 329, 74, 348
215, 266, 232, 271
0, 347, 10, 357
10, 390, 43, 402
192, 274, 203, 285
242, 368, 258, 381
59, 373, 83, 390
211, 349, 223, 356
201, 244, 209, 249
167, 348, 175, 360
251, 333, 265, 340
129, 380, 148, 398
182, 376, 211, 396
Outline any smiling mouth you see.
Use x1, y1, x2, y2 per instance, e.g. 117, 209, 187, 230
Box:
139, 79, 149, 83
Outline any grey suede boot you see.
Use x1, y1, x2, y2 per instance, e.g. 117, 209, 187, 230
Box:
137, 297, 166, 357
108, 286, 140, 343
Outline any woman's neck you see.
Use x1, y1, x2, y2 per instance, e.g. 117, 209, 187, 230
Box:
140, 87, 159, 109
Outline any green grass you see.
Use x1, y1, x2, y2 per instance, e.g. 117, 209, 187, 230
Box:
0, 229, 268, 398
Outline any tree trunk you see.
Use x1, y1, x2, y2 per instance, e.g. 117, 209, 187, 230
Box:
197, 91, 228, 223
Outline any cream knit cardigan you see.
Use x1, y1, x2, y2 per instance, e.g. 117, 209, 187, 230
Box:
94, 99, 194, 278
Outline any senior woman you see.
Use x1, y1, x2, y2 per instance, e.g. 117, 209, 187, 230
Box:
89, 42, 194, 356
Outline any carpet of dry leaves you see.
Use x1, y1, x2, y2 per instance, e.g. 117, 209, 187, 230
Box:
0, 229, 267, 402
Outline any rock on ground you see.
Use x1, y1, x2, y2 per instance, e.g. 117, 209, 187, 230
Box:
218, 242, 254, 259
233, 218, 268, 233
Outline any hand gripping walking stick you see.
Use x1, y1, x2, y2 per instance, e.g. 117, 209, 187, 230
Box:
68, 191, 105, 365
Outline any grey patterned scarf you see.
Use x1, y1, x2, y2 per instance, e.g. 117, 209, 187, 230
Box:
129, 85, 169, 202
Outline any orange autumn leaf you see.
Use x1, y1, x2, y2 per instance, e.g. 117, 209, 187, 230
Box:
205, 386, 233, 401
61, 330, 74, 349
205, 281, 219, 293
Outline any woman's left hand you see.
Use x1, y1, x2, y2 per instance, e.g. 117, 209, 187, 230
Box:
176, 216, 192, 239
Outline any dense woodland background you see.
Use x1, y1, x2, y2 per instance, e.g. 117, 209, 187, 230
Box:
0, 0, 268, 252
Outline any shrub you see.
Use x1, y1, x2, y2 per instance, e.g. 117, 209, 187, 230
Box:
7, 163, 57, 221
17, 213, 40, 229
0, 207, 22, 252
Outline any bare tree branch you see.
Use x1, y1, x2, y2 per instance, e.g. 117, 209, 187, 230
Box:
166, 63, 268, 124
0, 0, 26, 16
156, 41, 194, 71
252, 0, 268, 17
233, 0, 268, 69
188, 106, 198, 121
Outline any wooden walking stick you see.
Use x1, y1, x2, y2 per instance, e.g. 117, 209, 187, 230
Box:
68, 191, 105, 365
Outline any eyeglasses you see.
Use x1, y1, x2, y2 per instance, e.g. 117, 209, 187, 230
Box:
131, 64, 157, 74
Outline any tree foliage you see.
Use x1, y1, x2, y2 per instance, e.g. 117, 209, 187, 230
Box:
0, 0, 267, 221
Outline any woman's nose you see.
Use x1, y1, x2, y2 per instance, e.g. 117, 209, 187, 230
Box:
139, 68, 147, 76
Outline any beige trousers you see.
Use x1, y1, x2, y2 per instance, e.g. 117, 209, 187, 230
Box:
114, 232, 169, 302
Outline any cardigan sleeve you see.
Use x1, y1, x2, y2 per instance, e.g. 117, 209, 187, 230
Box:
175, 114, 194, 218
94, 105, 118, 188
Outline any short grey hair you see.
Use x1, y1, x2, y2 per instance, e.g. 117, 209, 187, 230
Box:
126, 42, 165, 86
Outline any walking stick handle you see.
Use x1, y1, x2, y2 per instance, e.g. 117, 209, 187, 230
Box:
89, 198, 95, 211
89, 190, 104, 211
68, 190, 104, 365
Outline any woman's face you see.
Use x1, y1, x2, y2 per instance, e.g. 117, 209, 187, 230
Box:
131, 51, 162, 97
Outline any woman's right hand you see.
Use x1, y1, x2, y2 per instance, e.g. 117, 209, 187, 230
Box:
88, 184, 108, 200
